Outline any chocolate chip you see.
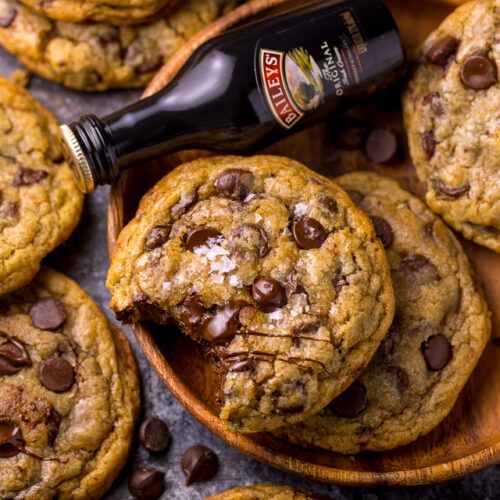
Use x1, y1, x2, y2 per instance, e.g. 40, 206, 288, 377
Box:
39, 353, 74, 393
387, 365, 409, 394
438, 181, 470, 197
284, 269, 305, 296
215, 169, 254, 199
319, 195, 338, 213
230, 223, 269, 257
29, 297, 67, 330
326, 116, 368, 149
400, 254, 441, 282
45, 407, 61, 445
422, 91, 443, 115
0, 422, 24, 458
252, 278, 287, 312
291, 217, 327, 249
181, 292, 206, 329
128, 467, 164, 500
0, 3, 17, 28
0, 202, 19, 218
12, 166, 48, 186
377, 335, 395, 363
228, 359, 253, 372
329, 382, 367, 418
185, 226, 221, 252
171, 191, 197, 218
201, 300, 250, 345
139, 416, 170, 453
421, 334, 452, 370
135, 56, 163, 75
370, 216, 393, 248
460, 54, 497, 90
0, 338, 31, 375
425, 36, 458, 65
181, 445, 219, 485
365, 128, 398, 163
144, 225, 172, 251
422, 131, 436, 158
331, 269, 348, 291
345, 189, 364, 206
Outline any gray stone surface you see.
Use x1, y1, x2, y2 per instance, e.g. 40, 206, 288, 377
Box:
1, 47, 499, 500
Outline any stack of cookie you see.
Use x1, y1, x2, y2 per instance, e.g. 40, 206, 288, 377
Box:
0, 0, 236, 91
0, 75, 141, 497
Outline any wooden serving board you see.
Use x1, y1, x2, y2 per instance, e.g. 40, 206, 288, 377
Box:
107, 0, 500, 487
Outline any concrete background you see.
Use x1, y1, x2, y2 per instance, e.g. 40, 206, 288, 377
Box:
1, 47, 499, 500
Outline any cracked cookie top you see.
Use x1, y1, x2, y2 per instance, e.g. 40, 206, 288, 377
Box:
107, 155, 394, 433
402, 0, 500, 253
273, 172, 491, 453
0, 267, 140, 499
0, 0, 236, 91
0, 76, 83, 296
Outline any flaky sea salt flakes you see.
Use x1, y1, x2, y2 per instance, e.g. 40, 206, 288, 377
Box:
229, 275, 243, 288
211, 256, 236, 274
162, 282, 171, 292
212, 274, 224, 284
255, 213, 263, 222
294, 202, 308, 217
268, 309, 284, 321
282, 227, 291, 235
329, 303, 338, 316
244, 193, 257, 202
194, 238, 228, 260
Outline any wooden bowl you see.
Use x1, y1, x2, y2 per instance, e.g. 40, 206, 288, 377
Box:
107, 0, 500, 487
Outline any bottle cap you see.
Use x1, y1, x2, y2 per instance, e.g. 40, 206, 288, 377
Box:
60, 124, 95, 194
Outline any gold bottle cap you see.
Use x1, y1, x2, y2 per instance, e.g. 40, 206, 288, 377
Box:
60, 124, 95, 194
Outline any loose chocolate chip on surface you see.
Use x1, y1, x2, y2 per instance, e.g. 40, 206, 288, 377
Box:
12, 166, 48, 186
421, 334, 452, 370
0, 4, 16, 28
370, 216, 394, 248
284, 269, 305, 296
0, 338, 31, 375
139, 416, 170, 453
438, 180, 470, 197
291, 217, 327, 249
215, 169, 254, 199
45, 407, 61, 445
128, 467, 164, 500
185, 226, 221, 252
0, 422, 24, 458
230, 223, 269, 257
29, 297, 67, 330
39, 353, 74, 393
422, 91, 443, 115
345, 189, 364, 206
329, 382, 367, 418
181, 293, 206, 329
460, 54, 497, 90
326, 116, 368, 149
201, 300, 250, 345
181, 445, 219, 485
252, 278, 287, 312
425, 35, 458, 65
387, 365, 409, 394
144, 225, 172, 251
319, 195, 338, 213
422, 131, 436, 158
365, 128, 398, 163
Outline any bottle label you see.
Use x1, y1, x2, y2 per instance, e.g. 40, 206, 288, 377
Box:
257, 6, 371, 129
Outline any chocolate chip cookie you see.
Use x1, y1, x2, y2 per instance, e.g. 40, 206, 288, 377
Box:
206, 484, 329, 500
0, 0, 235, 91
273, 172, 491, 453
18, 0, 178, 25
0, 267, 140, 499
402, 0, 500, 253
0, 76, 83, 297
107, 155, 394, 433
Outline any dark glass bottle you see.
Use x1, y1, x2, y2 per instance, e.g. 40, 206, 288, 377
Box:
61, 0, 405, 192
